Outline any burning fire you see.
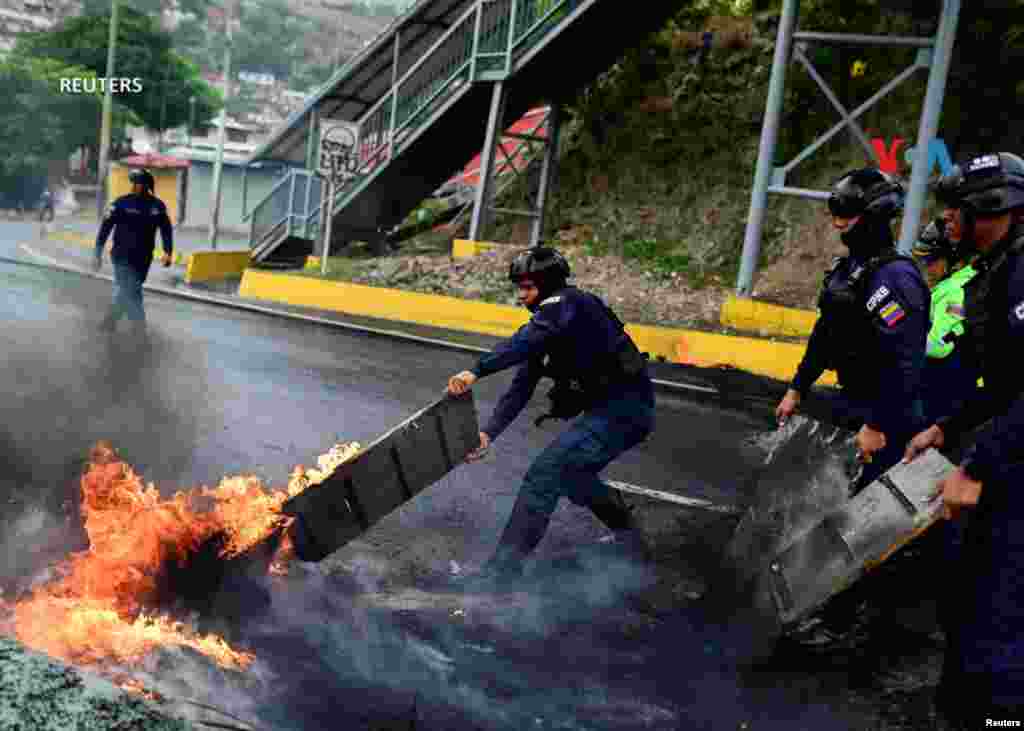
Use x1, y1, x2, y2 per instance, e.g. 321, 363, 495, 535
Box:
0, 439, 360, 676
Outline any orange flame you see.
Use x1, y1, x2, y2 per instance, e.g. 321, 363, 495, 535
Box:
1, 439, 360, 674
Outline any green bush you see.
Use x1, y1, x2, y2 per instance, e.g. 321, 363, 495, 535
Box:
621, 238, 692, 277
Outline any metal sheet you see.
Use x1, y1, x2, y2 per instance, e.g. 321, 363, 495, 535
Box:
282, 391, 479, 561
762, 448, 953, 628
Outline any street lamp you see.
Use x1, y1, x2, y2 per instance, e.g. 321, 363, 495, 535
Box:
188, 96, 196, 148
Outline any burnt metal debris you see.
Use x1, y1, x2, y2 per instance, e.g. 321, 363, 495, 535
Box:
724, 413, 956, 656
282, 392, 480, 562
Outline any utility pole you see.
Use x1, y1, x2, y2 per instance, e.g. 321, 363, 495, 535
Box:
95, 0, 120, 222
209, 0, 236, 249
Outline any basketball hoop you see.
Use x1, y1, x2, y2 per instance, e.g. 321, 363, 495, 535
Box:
318, 125, 360, 187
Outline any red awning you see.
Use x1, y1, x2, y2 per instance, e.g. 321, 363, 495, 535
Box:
117, 153, 190, 169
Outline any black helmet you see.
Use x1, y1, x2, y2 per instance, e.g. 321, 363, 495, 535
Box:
933, 152, 1024, 216
912, 219, 956, 263
828, 168, 904, 220
508, 246, 570, 309
128, 168, 155, 192
508, 246, 570, 284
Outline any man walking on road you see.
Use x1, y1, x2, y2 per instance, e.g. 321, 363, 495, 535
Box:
93, 169, 173, 336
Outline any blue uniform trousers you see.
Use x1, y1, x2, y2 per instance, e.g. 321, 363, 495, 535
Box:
939, 472, 1024, 719
518, 384, 654, 520
110, 260, 149, 322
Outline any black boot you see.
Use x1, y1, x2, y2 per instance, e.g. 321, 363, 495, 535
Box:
584, 487, 650, 561
458, 494, 550, 592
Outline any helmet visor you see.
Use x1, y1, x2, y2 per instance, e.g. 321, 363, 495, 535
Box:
828, 193, 862, 219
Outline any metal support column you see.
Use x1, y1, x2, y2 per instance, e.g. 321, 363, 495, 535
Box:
468, 81, 507, 242
388, 31, 400, 159
897, 0, 960, 254
736, 0, 959, 294
737, 0, 800, 296
529, 103, 561, 247
305, 108, 320, 170
322, 180, 335, 276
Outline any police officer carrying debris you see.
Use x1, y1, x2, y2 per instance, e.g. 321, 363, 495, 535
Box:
911, 219, 978, 425
903, 152, 1024, 724
775, 168, 930, 492
93, 169, 173, 336
446, 246, 653, 587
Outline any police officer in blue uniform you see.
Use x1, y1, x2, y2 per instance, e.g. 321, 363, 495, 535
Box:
904, 152, 1024, 725
446, 246, 654, 586
776, 168, 930, 492
93, 169, 173, 335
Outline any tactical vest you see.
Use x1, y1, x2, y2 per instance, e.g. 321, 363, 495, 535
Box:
535, 294, 649, 425
960, 229, 1024, 391
817, 250, 918, 391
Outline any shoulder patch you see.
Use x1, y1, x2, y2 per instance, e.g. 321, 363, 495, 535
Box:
1014, 301, 1024, 321
946, 303, 965, 318
878, 300, 906, 327
539, 295, 562, 306
865, 285, 890, 311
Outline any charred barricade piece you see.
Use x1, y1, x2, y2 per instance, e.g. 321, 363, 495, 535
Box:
282, 392, 480, 562
724, 412, 956, 657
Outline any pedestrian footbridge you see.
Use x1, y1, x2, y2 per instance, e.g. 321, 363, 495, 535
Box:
243, 0, 680, 267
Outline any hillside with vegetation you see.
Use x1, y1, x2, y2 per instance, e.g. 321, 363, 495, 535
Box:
332, 0, 1024, 321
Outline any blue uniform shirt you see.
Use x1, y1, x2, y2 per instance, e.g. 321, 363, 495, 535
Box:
793, 255, 929, 437
94, 193, 173, 274
954, 243, 1024, 485
471, 286, 653, 440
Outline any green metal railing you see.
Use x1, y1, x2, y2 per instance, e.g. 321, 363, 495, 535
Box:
249, 169, 322, 257
249, 0, 580, 258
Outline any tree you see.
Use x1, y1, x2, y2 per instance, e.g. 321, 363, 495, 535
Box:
0, 57, 107, 205
15, 8, 221, 134
226, 0, 317, 80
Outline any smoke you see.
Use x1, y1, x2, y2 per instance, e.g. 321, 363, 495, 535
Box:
0, 262, 208, 589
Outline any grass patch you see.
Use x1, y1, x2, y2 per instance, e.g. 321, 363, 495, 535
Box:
292, 256, 362, 281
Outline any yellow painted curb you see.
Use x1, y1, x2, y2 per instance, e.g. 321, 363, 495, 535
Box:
241, 269, 530, 337
452, 239, 501, 259
239, 269, 837, 385
720, 294, 817, 338
185, 250, 251, 284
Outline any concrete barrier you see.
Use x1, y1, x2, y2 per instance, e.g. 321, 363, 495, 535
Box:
238, 269, 837, 385
184, 250, 251, 284
720, 294, 816, 338
452, 239, 501, 259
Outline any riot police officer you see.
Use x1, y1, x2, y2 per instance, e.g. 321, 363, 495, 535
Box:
93, 169, 173, 335
776, 168, 930, 491
446, 246, 654, 587
904, 152, 1024, 724
911, 219, 978, 425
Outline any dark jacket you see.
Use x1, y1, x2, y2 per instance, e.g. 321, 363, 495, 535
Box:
939, 226, 1024, 486
94, 192, 173, 274
791, 252, 930, 436
471, 286, 653, 440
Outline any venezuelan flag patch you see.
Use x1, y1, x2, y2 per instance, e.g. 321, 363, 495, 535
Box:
946, 303, 965, 317
879, 301, 905, 326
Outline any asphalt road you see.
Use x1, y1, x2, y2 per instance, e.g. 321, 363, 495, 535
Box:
0, 220, 946, 731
